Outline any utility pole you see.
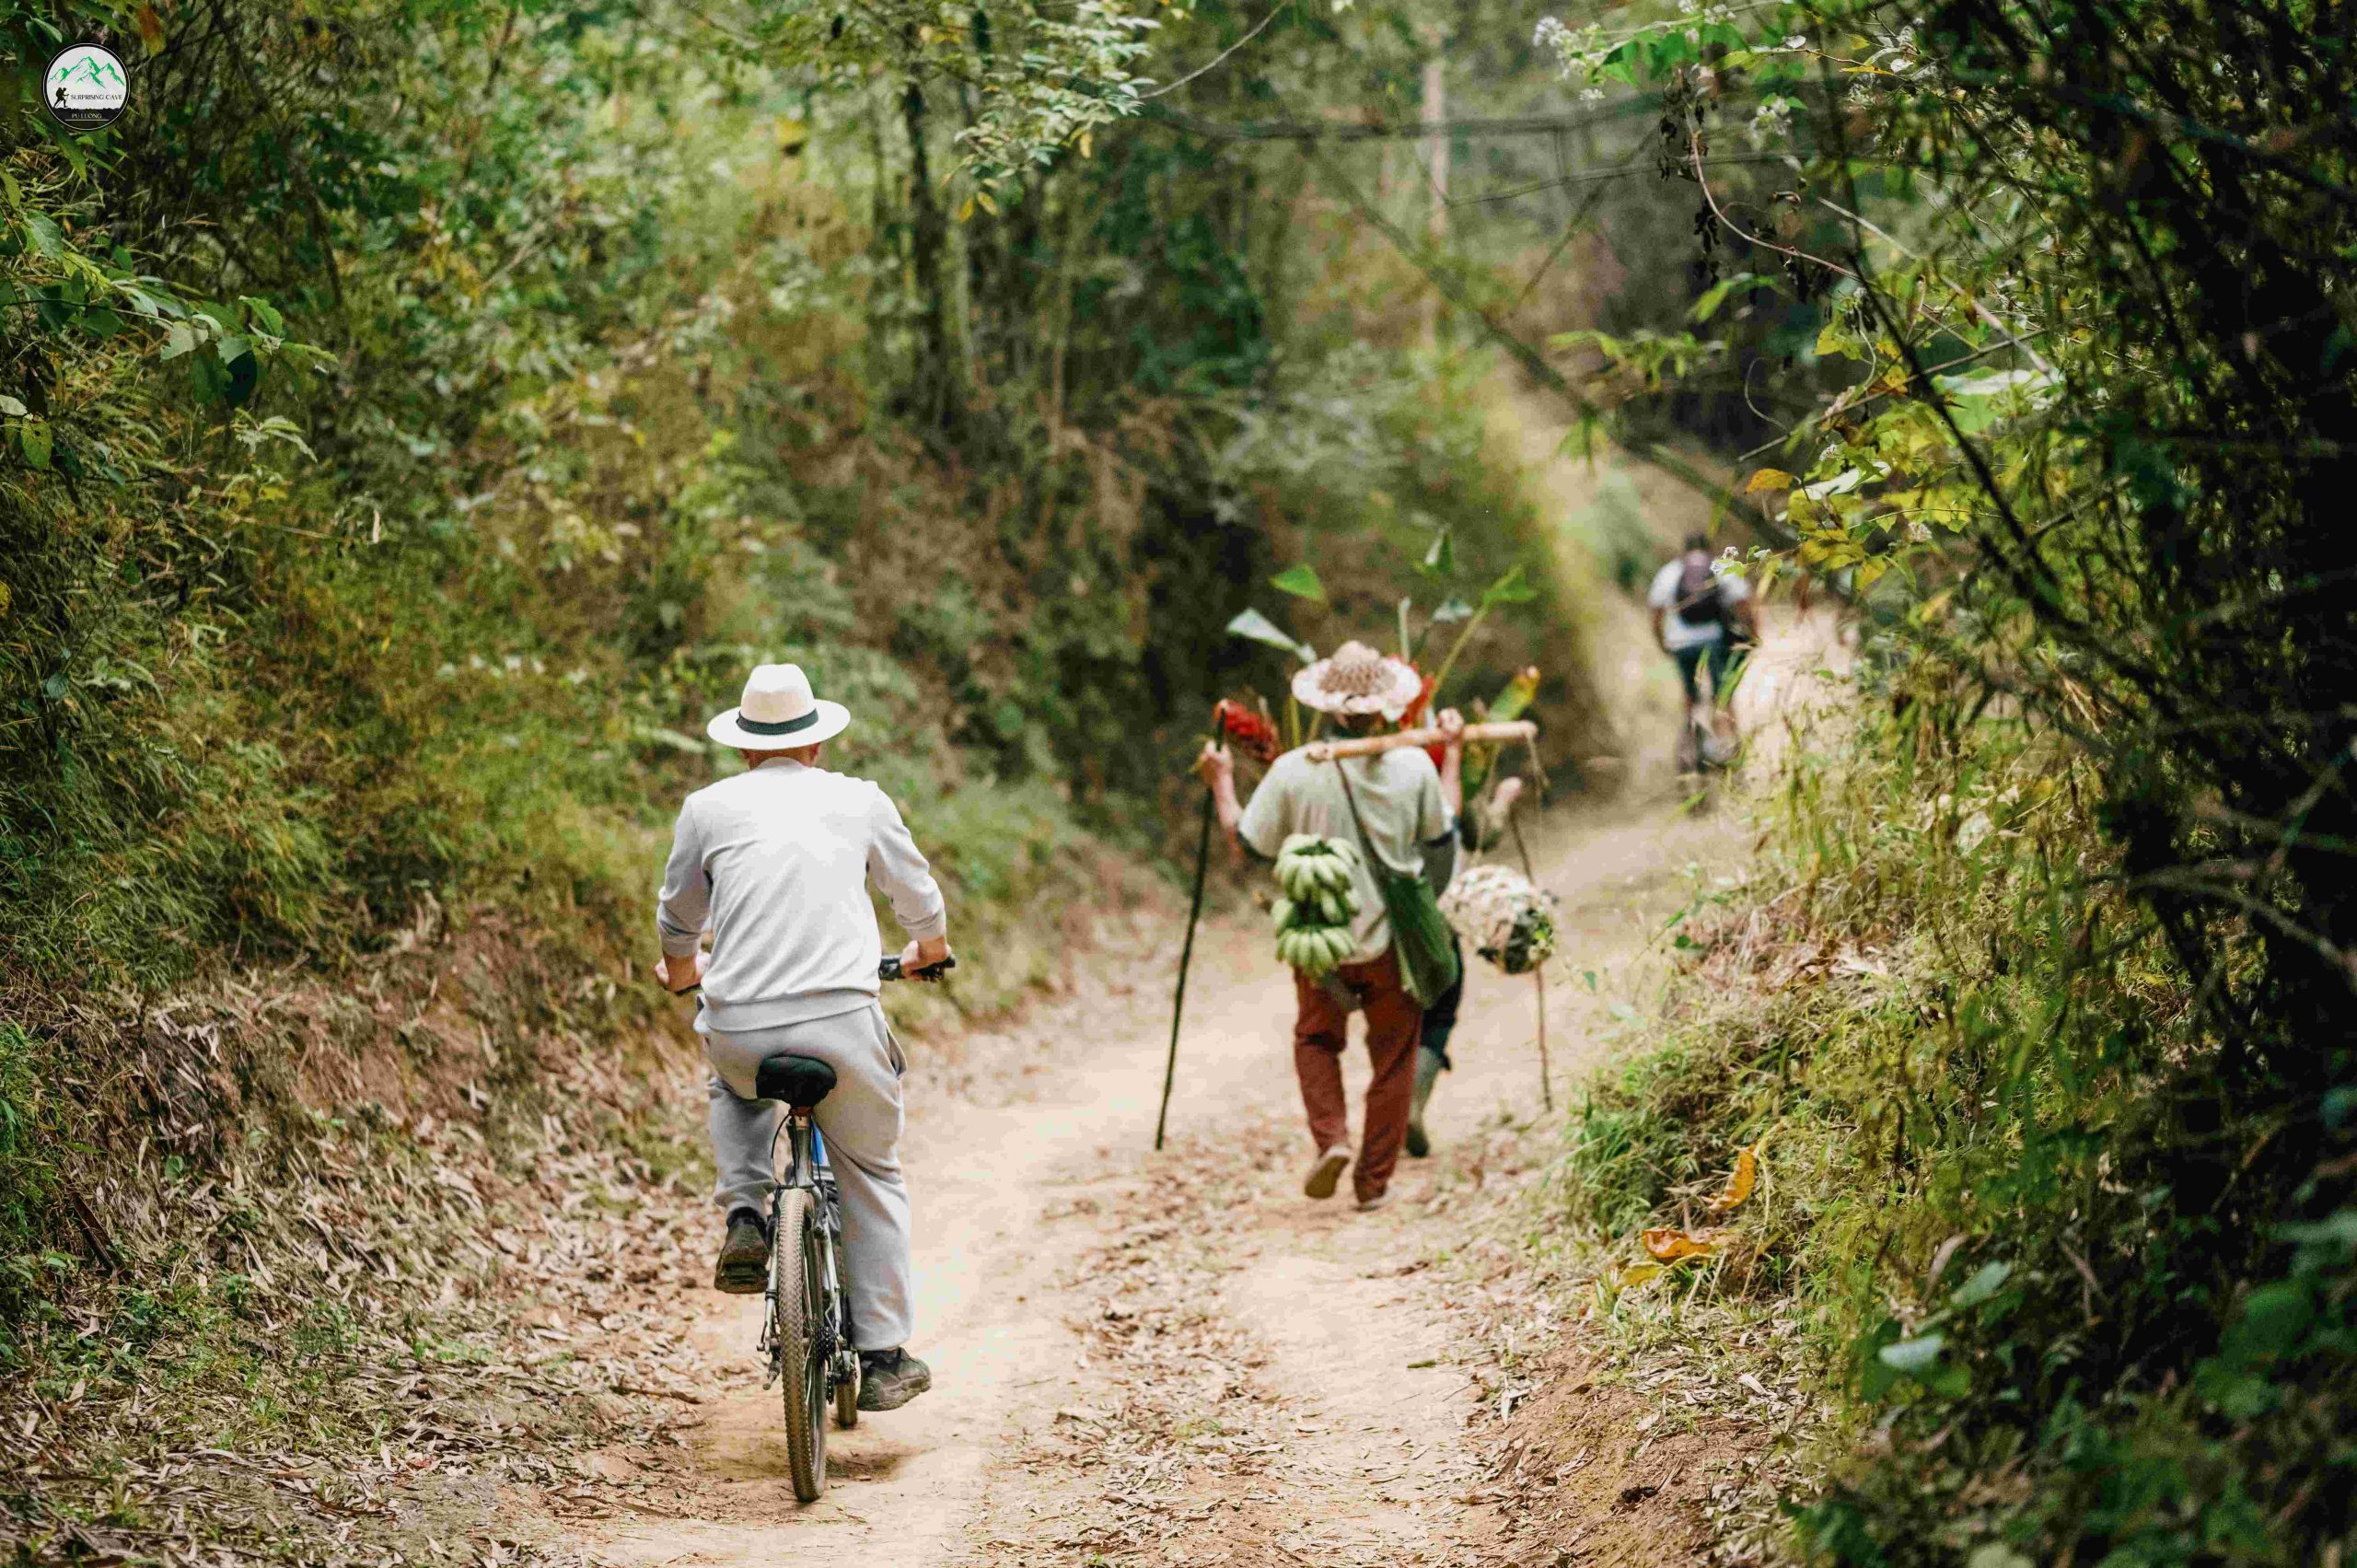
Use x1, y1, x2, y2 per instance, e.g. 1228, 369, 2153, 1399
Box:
1421, 51, 1448, 347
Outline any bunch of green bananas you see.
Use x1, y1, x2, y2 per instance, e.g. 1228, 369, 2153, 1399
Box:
1276, 832, 1362, 902
1271, 834, 1363, 978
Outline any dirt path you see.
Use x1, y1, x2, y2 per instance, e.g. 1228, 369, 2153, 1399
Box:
485, 767, 1755, 1568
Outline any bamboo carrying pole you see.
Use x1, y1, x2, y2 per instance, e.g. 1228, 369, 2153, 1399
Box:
1303, 719, 1537, 761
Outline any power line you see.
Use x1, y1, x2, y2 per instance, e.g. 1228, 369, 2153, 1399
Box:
1140, 98, 1665, 145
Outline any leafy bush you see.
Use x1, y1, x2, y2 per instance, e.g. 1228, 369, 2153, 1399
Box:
0, 1024, 71, 1331
1555, 688, 2357, 1563
1510, 0, 2357, 1551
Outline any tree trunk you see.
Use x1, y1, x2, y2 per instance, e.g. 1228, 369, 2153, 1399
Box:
900, 71, 962, 436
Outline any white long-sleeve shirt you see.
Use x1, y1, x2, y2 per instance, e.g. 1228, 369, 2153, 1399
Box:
656, 758, 948, 1033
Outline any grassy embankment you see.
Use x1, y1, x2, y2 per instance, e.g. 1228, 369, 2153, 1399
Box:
1518, 678, 2352, 1563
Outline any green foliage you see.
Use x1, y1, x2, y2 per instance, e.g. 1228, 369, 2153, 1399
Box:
1206, 347, 1609, 759
1522, 0, 2357, 1551
0, 1023, 71, 1330
1578, 470, 1657, 592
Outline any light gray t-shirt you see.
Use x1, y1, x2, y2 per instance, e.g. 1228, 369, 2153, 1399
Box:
656, 759, 948, 1033
1648, 553, 1753, 652
1238, 747, 1452, 965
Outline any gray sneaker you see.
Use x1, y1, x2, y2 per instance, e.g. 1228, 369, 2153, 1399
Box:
713, 1208, 770, 1295
857, 1348, 933, 1411
1304, 1145, 1351, 1200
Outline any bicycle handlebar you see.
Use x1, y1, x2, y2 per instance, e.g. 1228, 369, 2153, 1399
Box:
666, 953, 956, 995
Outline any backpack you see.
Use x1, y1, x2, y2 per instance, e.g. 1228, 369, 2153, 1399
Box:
1673, 553, 1727, 630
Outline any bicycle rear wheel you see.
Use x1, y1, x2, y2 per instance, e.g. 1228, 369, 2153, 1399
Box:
772, 1188, 828, 1501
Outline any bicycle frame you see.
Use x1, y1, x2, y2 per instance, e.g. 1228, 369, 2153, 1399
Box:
761, 1111, 853, 1390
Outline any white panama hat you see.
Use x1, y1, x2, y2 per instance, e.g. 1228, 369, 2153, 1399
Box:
706, 663, 853, 750
1291, 640, 1425, 720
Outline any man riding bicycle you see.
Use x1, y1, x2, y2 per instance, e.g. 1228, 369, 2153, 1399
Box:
1649, 532, 1760, 766
655, 663, 949, 1412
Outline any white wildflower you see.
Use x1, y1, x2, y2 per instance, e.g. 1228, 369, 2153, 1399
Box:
1783, 33, 1808, 48
1747, 97, 1794, 145
1582, 87, 1606, 101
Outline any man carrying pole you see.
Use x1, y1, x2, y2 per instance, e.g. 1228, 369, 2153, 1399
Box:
1194, 642, 1469, 1213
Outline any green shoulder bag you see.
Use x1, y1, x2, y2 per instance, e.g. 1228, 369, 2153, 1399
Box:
1331, 756, 1461, 1007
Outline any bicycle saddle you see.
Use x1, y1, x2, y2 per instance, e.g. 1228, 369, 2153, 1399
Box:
756, 1053, 838, 1108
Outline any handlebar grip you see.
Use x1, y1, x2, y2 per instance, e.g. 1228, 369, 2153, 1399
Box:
878, 954, 958, 982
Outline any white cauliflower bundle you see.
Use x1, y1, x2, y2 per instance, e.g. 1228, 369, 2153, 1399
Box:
1440, 864, 1557, 975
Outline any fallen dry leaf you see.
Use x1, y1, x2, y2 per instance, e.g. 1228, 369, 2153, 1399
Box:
1641, 1226, 1730, 1261
1709, 1145, 1761, 1213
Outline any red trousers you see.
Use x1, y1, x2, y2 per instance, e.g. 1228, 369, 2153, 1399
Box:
1292, 947, 1424, 1202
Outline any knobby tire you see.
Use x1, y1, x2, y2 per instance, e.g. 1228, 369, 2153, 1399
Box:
773, 1188, 828, 1501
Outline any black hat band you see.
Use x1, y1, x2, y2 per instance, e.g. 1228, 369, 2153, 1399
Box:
737, 707, 822, 736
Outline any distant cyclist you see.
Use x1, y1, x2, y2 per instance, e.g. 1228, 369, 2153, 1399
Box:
1649, 533, 1759, 763
654, 663, 949, 1411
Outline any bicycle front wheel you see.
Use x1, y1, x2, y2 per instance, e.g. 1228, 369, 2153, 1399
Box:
772, 1188, 828, 1501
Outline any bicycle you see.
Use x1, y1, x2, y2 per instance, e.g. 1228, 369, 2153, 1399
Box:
1672, 638, 1752, 783
1677, 699, 1743, 775
757, 951, 955, 1503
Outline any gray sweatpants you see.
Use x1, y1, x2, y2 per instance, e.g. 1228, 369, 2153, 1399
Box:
702, 1004, 913, 1353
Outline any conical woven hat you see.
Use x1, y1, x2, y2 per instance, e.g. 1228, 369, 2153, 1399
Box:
1291, 640, 1424, 718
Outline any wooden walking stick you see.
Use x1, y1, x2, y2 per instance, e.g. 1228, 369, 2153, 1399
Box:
1157, 702, 1271, 1150
1155, 780, 1214, 1151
